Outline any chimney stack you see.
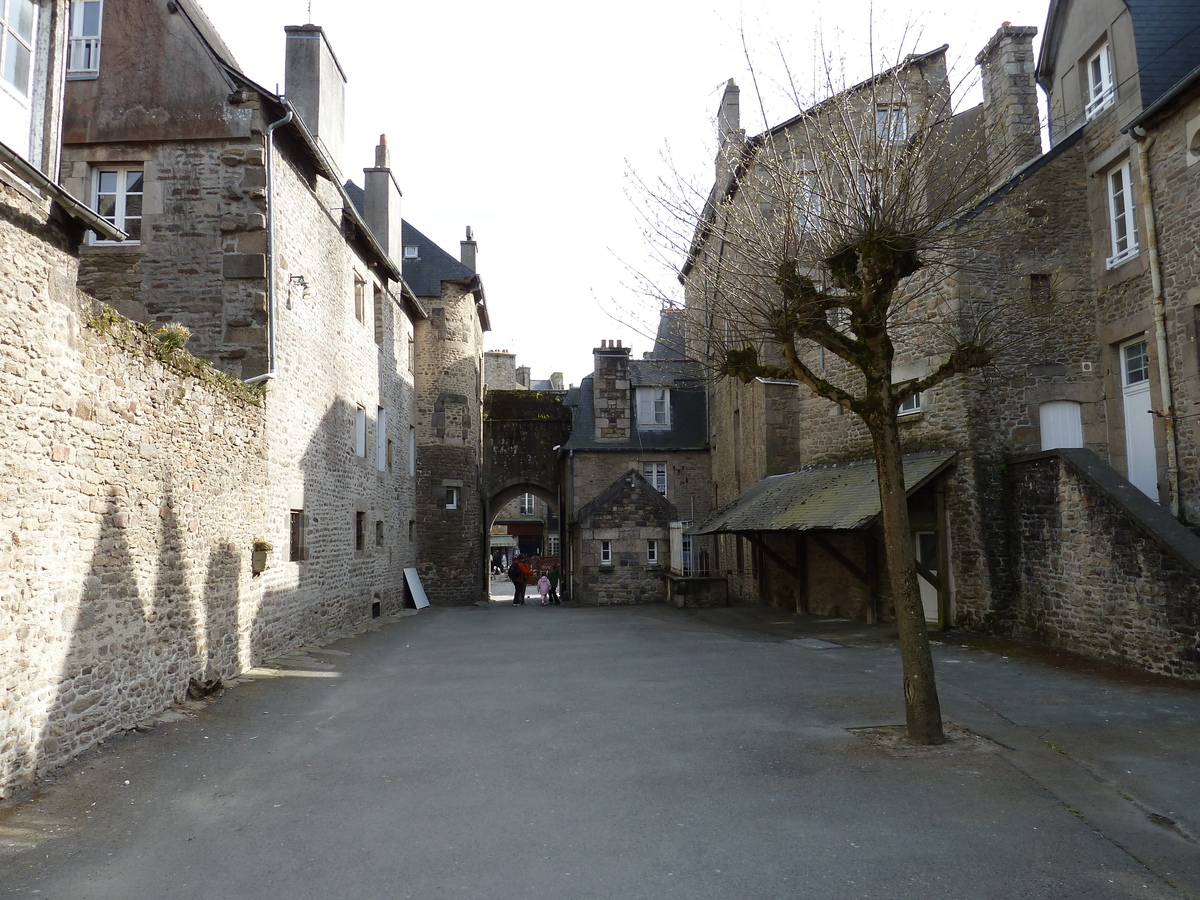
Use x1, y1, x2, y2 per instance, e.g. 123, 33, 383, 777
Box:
976, 24, 1041, 174
363, 134, 403, 268
460, 226, 477, 271
592, 341, 632, 443
284, 25, 348, 178
716, 79, 744, 185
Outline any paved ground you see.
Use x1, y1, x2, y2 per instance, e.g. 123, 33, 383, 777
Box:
2, 587, 1198, 899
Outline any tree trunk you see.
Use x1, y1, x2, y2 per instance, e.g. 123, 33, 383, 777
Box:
868, 407, 946, 745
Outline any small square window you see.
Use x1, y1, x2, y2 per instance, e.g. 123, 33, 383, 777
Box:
445, 487, 459, 510
898, 393, 922, 416
636, 387, 670, 429
600, 540, 612, 565
403, 246, 419, 259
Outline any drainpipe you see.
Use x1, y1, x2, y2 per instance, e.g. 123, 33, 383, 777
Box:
1133, 131, 1180, 518
244, 108, 294, 385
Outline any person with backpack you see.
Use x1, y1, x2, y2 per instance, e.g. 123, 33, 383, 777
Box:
509, 554, 533, 606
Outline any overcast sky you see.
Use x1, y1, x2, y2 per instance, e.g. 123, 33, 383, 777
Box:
195, 0, 1051, 388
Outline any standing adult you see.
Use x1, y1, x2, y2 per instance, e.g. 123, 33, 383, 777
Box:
547, 565, 561, 605
511, 554, 534, 606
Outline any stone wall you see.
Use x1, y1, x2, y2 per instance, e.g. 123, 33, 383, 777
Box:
1, 182, 274, 797
1008, 451, 1200, 678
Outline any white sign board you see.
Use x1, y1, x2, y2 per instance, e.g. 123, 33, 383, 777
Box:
403, 567, 430, 609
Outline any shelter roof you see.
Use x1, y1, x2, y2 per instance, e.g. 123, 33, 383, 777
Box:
690, 452, 956, 534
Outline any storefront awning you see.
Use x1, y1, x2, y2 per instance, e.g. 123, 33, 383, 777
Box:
690, 452, 956, 535
488, 535, 518, 547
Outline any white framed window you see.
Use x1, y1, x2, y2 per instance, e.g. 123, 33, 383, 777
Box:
547, 535, 560, 557
876, 106, 907, 142
1085, 43, 1115, 120
445, 487, 459, 510
375, 406, 387, 471
0, 0, 35, 97
67, 0, 102, 76
898, 393, 921, 416
636, 387, 670, 429
519, 493, 535, 515
403, 245, 419, 259
600, 540, 612, 566
642, 462, 667, 494
91, 166, 144, 243
647, 540, 658, 564
355, 405, 366, 457
1106, 161, 1139, 269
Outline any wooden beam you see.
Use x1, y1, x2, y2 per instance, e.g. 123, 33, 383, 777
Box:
745, 533, 799, 578
809, 532, 869, 585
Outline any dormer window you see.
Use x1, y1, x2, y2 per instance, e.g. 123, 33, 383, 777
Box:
67, 0, 103, 77
403, 246, 419, 259
1085, 43, 1114, 120
636, 387, 670, 429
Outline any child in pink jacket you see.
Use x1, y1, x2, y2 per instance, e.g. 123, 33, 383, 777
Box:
537, 574, 552, 605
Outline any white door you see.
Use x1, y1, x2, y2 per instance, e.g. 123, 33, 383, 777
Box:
1120, 339, 1158, 499
913, 531, 939, 627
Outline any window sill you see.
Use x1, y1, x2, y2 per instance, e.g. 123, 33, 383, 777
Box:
1106, 247, 1140, 270
66, 72, 100, 81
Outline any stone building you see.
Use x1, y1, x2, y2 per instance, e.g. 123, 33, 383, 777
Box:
1, 0, 494, 798
681, 10, 1200, 677
59, 1, 428, 624
561, 315, 713, 604
395, 219, 490, 605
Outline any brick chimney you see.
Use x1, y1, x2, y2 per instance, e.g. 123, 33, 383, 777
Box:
284, 25, 347, 178
363, 135, 402, 267
976, 24, 1042, 174
460, 226, 477, 271
592, 340, 632, 443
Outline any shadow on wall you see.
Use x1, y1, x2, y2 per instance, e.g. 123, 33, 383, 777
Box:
4, 489, 248, 796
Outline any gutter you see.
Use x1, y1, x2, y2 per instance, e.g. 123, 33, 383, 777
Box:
244, 108, 293, 386
1131, 132, 1180, 518
0, 140, 125, 241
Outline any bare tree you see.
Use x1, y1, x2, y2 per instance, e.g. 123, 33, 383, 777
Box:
634, 34, 1044, 744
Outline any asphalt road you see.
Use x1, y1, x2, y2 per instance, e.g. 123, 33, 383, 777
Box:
2, 599, 1197, 899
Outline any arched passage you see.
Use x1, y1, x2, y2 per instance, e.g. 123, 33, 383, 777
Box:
482, 391, 573, 591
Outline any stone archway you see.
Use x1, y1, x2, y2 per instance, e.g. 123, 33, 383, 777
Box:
482, 391, 573, 596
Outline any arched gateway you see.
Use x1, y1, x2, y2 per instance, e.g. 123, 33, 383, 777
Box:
482, 390, 574, 597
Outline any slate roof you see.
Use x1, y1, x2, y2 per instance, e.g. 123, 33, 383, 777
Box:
400, 220, 477, 299
643, 309, 688, 359
576, 470, 677, 526
1126, 0, 1200, 109
1039, 0, 1200, 113
344, 181, 477, 302
690, 452, 956, 534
